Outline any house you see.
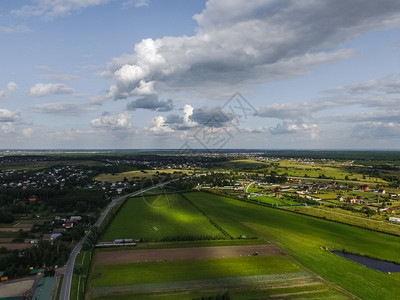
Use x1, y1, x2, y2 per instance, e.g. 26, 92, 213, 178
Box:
64, 220, 73, 229
337, 196, 344, 202
386, 208, 396, 214
50, 233, 62, 240
70, 216, 82, 222
359, 185, 369, 191
347, 197, 357, 204
275, 193, 282, 198
378, 189, 386, 194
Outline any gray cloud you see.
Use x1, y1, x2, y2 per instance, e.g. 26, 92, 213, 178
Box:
190, 106, 234, 127
351, 122, 400, 139
325, 74, 400, 95
126, 95, 173, 112
165, 114, 183, 124
104, 0, 400, 100
33, 102, 91, 116
269, 122, 320, 139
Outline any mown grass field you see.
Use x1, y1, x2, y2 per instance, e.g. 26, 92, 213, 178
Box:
101, 193, 224, 242
92, 256, 299, 286
185, 192, 400, 299
90, 255, 346, 300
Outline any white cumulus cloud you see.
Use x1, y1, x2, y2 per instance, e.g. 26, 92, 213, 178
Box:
0, 109, 20, 122
29, 83, 75, 97
0, 82, 18, 99
103, 0, 400, 100
91, 112, 132, 130
147, 116, 173, 133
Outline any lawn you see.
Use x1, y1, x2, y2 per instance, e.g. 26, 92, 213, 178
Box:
101, 193, 224, 242
184, 192, 400, 299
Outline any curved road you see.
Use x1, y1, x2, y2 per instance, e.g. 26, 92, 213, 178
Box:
59, 180, 176, 300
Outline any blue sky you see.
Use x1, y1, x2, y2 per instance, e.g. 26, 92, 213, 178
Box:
1, 0, 400, 150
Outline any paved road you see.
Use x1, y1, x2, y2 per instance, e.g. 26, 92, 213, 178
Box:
59, 180, 176, 300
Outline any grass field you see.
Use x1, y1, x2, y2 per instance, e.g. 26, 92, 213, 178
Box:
101, 193, 224, 242
90, 255, 347, 299
282, 205, 400, 235
250, 195, 296, 205
92, 256, 300, 286
93, 191, 400, 299
274, 160, 387, 183
94, 169, 193, 182
184, 192, 400, 299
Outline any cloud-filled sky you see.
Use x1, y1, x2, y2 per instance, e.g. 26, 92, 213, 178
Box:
1, 0, 400, 149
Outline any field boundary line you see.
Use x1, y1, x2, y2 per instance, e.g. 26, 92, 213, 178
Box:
180, 193, 233, 239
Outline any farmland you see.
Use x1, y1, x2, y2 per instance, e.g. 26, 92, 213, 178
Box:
184, 192, 400, 299
90, 247, 346, 300
94, 169, 194, 183
101, 193, 224, 242
1, 151, 399, 299
91, 190, 400, 299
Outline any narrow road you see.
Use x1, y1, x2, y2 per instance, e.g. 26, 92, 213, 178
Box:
245, 181, 255, 193
59, 179, 176, 300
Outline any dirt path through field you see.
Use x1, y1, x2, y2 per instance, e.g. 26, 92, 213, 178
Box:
96, 244, 284, 265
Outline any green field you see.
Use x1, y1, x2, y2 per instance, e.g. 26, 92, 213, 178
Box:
101, 193, 224, 241
90, 255, 347, 299
94, 169, 193, 182
92, 256, 300, 287
94, 191, 400, 299
274, 160, 387, 183
250, 195, 296, 205
184, 192, 400, 299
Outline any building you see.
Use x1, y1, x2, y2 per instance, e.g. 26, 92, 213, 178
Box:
347, 197, 357, 204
